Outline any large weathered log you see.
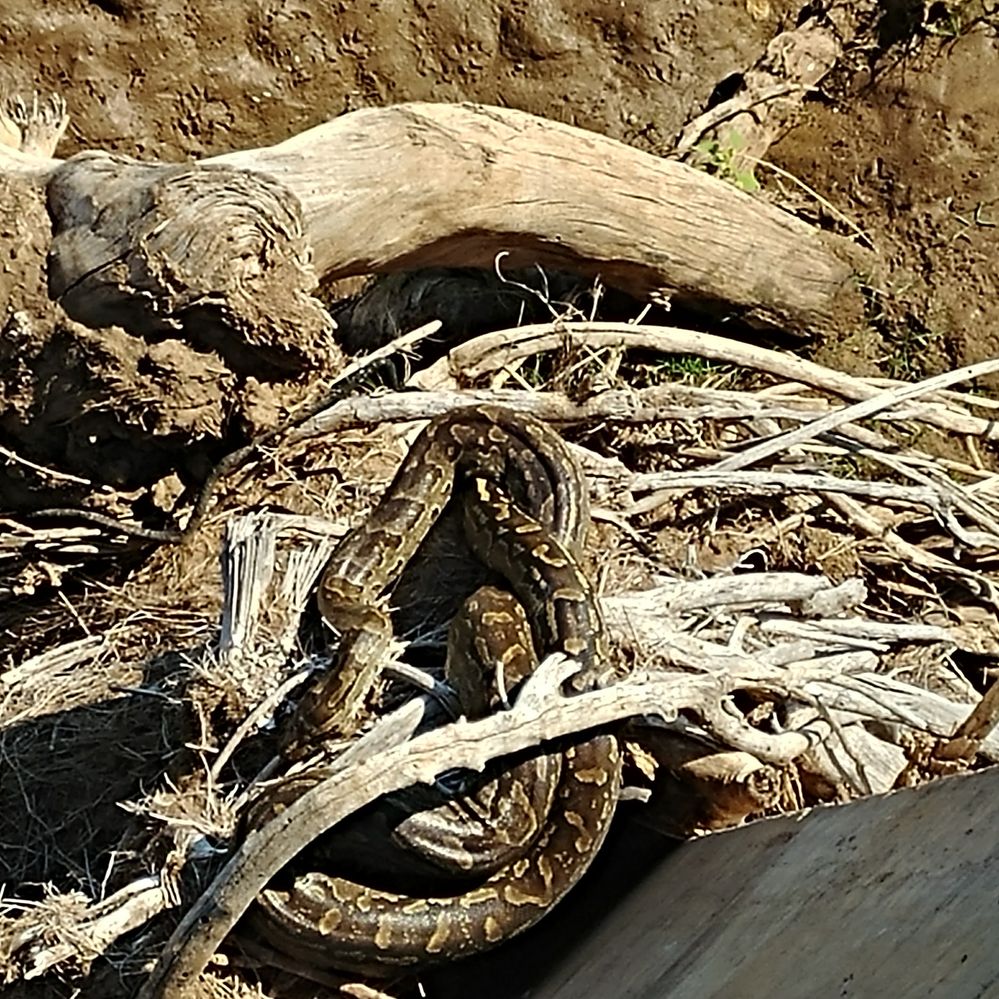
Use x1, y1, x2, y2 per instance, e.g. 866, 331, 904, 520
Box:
212, 102, 868, 338
436, 767, 999, 999
523, 768, 999, 999
3, 102, 868, 356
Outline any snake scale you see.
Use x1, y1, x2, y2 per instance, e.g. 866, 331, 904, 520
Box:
245, 406, 622, 974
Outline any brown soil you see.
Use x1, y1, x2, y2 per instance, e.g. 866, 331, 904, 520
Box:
2, 2, 999, 998
774, 24, 999, 381
2, 2, 997, 523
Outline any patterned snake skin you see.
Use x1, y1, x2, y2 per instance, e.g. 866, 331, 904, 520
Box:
244, 407, 622, 974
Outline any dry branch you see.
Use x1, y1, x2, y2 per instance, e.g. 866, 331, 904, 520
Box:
416, 322, 997, 439
708, 356, 999, 473
806, 675, 999, 762
292, 386, 843, 441
11, 879, 168, 982
138, 653, 825, 999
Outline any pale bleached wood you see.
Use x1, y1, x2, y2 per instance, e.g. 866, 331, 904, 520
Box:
292, 386, 849, 442
16, 879, 168, 981
209, 103, 866, 339
805, 674, 999, 761
708, 356, 999, 473
785, 707, 907, 795
417, 322, 996, 438
628, 469, 954, 514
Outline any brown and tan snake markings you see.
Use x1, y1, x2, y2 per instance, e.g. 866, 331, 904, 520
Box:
243, 406, 622, 974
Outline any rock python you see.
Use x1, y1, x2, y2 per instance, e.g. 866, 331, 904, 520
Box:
245, 406, 622, 974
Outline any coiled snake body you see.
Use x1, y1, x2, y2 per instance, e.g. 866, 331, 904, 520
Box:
246, 407, 621, 974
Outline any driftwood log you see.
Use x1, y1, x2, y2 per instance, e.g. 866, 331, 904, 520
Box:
3, 100, 867, 369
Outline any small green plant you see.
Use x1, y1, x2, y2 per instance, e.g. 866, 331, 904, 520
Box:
881, 322, 946, 381
692, 131, 760, 193
661, 355, 719, 380
635, 354, 738, 388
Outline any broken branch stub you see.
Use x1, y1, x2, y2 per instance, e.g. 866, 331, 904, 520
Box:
46, 152, 337, 376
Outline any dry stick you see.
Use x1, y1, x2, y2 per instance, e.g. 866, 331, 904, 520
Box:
290, 387, 962, 471
0, 443, 94, 486
21, 879, 168, 979
415, 323, 997, 439
824, 422, 996, 486
628, 469, 946, 515
859, 449, 999, 544
935, 679, 999, 762
671, 83, 811, 157
209, 668, 312, 783
749, 156, 873, 248
692, 699, 829, 766
138, 658, 731, 999
708, 356, 999, 473
865, 376, 999, 411
745, 451, 999, 552
810, 699, 873, 797
807, 674, 999, 760
757, 617, 951, 646
822, 492, 995, 602
603, 572, 844, 617
292, 385, 849, 442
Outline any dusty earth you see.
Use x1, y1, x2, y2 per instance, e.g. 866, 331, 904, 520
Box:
1, 1, 999, 997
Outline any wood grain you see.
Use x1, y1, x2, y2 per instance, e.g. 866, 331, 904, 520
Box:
527, 767, 999, 999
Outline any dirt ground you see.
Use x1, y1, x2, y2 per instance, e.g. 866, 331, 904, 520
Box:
2, 1, 999, 997
1, 1, 998, 513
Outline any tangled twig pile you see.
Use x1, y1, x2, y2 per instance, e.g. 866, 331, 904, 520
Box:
2, 318, 999, 997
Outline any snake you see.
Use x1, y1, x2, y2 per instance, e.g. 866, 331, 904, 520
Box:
244, 406, 622, 974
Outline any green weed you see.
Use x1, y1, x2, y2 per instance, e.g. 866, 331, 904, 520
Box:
691, 131, 760, 193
